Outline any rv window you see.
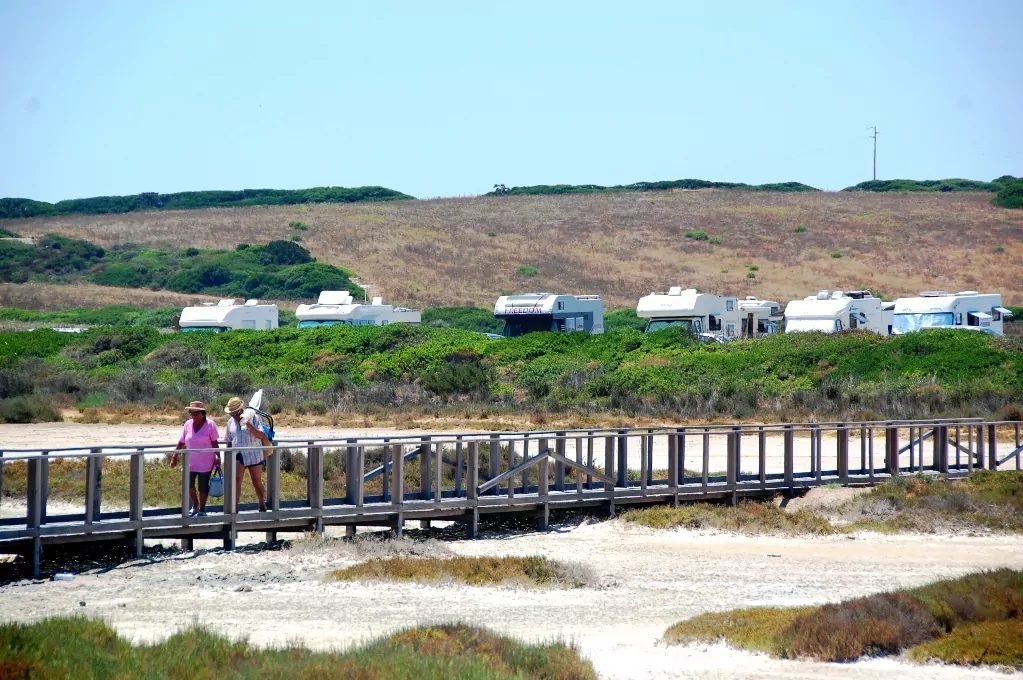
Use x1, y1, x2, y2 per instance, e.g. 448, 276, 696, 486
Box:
243, 320, 256, 329
726, 300, 734, 312
557, 301, 564, 310
967, 313, 977, 327
956, 313, 962, 325
565, 317, 575, 331
726, 323, 735, 336
645, 319, 695, 333
892, 313, 954, 333
708, 315, 721, 331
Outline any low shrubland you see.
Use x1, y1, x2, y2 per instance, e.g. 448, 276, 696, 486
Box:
843, 177, 1016, 193
0, 617, 596, 680
2, 323, 1022, 422
0, 235, 362, 300
663, 569, 1023, 668
621, 502, 836, 535
0, 185, 412, 219
331, 555, 595, 588
487, 179, 819, 196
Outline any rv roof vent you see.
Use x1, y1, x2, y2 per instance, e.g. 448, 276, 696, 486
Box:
371, 296, 383, 305
243, 299, 259, 306
318, 291, 352, 305
217, 299, 238, 307
576, 294, 602, 300
919, 291, 950, 297
201, 302, 214, 307
746, 296, 758, 301
668, 286, 683, 296
816, 290, 829, 300
957, 291, 979, 296
845, 291, 866, 299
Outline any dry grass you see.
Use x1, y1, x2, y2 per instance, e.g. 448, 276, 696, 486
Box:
620, 500, 837, 535
662, 569, 1023, 666
6, 191, 1022, 308
330, 555, 596, 588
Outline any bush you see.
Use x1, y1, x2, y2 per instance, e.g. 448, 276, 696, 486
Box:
260, 240, 311, 266
289, 221, 309, 231
0, 365, 34, 398
0, 395, 61, 423
709, 236, 723, 245
993, 181, 1023, 209
831, 251, 843, 258
516, 266, 539, 276
144, 343, 200, 370
289, 234, 302, 242
215, 370, 252, 395
795, 225, 808, 233
685, 230, 709, 241
746, 272, 756, 279
748, 264, 759, 271
995, 245, 1005, 253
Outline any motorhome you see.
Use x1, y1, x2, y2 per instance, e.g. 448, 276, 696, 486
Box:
178, 299, 279, 332
494, 293, 604, 337
892, 291, 1012, 337
737, 296, 782, 336
636, 287, 740, 338
784, 290, 890, 334
295, 291, 422, 328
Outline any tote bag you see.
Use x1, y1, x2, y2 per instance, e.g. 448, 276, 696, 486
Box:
208, 467, 225, 498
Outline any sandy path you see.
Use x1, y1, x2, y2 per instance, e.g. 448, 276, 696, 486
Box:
0, 521, 1020, 679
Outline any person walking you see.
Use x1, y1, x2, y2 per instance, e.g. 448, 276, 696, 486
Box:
224, 397, 271, 512
171, 401, 221, 517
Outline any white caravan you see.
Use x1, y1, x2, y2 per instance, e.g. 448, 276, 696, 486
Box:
636, 287, 740, 338
784, 290, 890, 334
295, 291, 422, 328
892, 291, 1012, 337
737, 296, 782, 336
494, 293, 604, 337
179, 299, 279, 333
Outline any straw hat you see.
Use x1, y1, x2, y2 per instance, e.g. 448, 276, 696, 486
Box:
186, 401, 207, 414
225, 397, 245, 415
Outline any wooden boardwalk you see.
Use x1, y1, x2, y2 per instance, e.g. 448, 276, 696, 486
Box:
1, 418, 1021, 577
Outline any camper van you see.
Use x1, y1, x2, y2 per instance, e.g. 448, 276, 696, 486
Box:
892, 291, 1012, 337
494, 293, 604, 337
295, 291, 422, 328
784, 290, 891, 335
737, 296, 782, 337
179, 299, 279, 333
636, 287, 740, 338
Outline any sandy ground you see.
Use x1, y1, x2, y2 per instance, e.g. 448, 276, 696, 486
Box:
0, 520, 1021, 679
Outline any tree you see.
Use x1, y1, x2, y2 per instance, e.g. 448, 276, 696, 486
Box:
492, 184, 509, 196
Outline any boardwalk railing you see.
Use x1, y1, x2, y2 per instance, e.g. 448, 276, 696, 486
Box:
1, 418, 1020, 577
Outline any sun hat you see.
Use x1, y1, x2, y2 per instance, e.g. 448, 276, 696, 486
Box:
225, 397, 245, 414
186, 401, 207, 414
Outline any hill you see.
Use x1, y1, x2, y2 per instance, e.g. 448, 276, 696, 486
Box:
489, 179, 819, 196
0, 186, 413, 220
843, 177, 1017, 193
3, 190, 1022, 308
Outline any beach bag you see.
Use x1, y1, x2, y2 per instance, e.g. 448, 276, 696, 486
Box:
208, 467, 224, 498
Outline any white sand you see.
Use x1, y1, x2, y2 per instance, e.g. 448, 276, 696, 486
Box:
0, 520, 1020, 679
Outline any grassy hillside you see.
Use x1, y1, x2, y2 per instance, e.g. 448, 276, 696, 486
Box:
6, 190, 1021, 309
489, 179, 819, 195
843, 176, 1017, 193
2, 324, 1021, 423
0, 186, 413, 219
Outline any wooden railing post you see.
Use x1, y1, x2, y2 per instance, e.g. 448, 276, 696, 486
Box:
640, 434, 649, 491
783, 425, 794, 490
677, 429, 686, 486
267, 441, 281, 512
489, 435, 500, 495
702, 428, 710, 489
586, 433, 594, 489
381, 439, 391, 503
521, 435, 530, 494
222, 442, 237, 549
667, 431, 678, 494
933, 425, 948, 473
466, 441, 479, 539
726, 428, 738, 490
26, 455, 44, 578
554, 432, 566, 491
617, 430, 628, 488
837, 424, 849, 482
434, 440, 443, 504
419, 437, 432, 501
345, 439, 357, 504
356, 445, 365, 508
130, 447, 144, 557
987, 424, 998, 470
758, 427, 767, 486
885, 423, 898, 476
604, 435, 615, 517
180, 450, 191, 519
537, 437, 549, 530
85, 448, 102, 524
575, 435, 584, 494
454, 437, 463, 495
976, 425, 986, 470
307, 445, 323, 534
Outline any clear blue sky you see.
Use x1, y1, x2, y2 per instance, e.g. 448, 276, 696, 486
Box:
2, 0, 1021, 202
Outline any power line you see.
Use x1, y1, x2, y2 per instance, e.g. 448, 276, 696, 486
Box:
867, 127, 881, 180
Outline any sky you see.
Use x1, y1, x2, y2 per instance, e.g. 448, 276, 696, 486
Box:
2, 0, 1021, 202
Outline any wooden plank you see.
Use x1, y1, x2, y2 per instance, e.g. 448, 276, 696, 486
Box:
868, 427, 875, 483
180, 449, 191, 519
538, 451, 549, 499
478, 448, 549, 495
267, 440, 281, 512
435, 440, 443, 505
506, 439, 516, 498
467, 441, 479, 500
222, 442, 237, 548
987, 424, 997, 470
976, 425, 986, 470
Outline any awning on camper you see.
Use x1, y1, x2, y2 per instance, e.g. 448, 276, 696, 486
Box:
852, 312, 869, 324
969, 312, 993, 321
994, 306, 1013, 317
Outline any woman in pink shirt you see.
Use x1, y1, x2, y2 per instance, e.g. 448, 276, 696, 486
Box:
171, 401, 221, 517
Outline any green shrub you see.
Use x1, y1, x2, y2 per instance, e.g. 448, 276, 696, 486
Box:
794, 224, 808, 233
290, 234, 302, 242
0, 395, 61, 423
831, 251, 843, 258
516, 266, 539, 276
488, 179, 819, 196
994, 181, 1023, 209
746, 272, 756, 279
685, 230, 709, 241
422, 307, 502, 333
289, 220, 309, 230
487, 231, 496, 237
709, 236, 723, 245
995, 245, 1005, 253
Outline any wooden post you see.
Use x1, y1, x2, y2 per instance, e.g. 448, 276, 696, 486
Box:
868, 427, 875, 482
391, 444, 405, 537
521, 435, 529, 494
976, 425, 986, 470
933, 426, 948, 473
85, 448, 102, 524
758, 427, 767, 486
306, 445, 323, 535
222, 442, 237, 549
454, 437, 463, 495
489, 435, 500, 495
554, 433, 566, 492
617, 430, 628, 487
702, 429, 710, 489
40, 451, 48, 525
537, 438, 549, 530
667, 431, 678, 494
726, 428, 738, 495
466, 441, 479, 539
586, 433, 594, 489
180, 450, 191, 519
345, 439, 357, 504
130, 448, 144, 557
677, 429, 686, 486
575, 436, 584, 494
26, 456, 43, 578
987, 424, 998, 470
419, 437, 432, 501
885, 423, 898, 476
356, 445, 365, 508
434, 440, 443, 504
640, 434, 649, 491
646, 434, 654, 486
382, 439, 391, 503
860, 425, 867, 474
604, 435, 615, 517
784, 425, 794, 491
837, 424, 849, 482
507, 440, 516, 499
265, 439, 280, 543
967, 426, 974, 472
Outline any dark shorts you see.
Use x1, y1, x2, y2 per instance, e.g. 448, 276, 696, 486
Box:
236, 452, 263, 469
189, 470, 212, 494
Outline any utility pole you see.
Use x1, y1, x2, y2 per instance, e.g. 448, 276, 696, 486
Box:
867, 127, 881, 180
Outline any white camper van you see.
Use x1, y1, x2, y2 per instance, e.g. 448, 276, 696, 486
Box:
494, 293, 604, 337
737, 296, 782, 337
636, 287, 740, 338
892, 291, 1012, 337
295, 291, 422, 328
784, 290, 890, 335
179, 299, 279, 333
